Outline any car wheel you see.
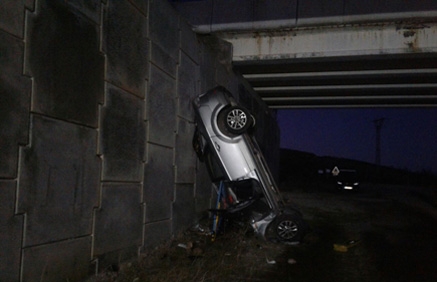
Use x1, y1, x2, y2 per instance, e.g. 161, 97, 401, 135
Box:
272, 214, 304, 242
221, 106, 252, 134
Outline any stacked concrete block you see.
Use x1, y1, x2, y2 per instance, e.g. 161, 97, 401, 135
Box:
100, 84, 146, 182
0, 29, 31, 178
17, 115, 100, 245
9, 1, 103, 280
93, 183, 143, 255
172, 183, 196, 234
149, 0, 179, 78
103, 0, 149, 98
198, 37, 221, 91
194, 160, 214, 215
142, 217, 172, 250
0, 180, 24, 281
67, 0, 101, 24
0, 0, 278, 280
17, 115, 100, 281
0, 2, 32, 280
21, 237, 92, 282
97, 0, 148, 271
178, 52, 199, 121
25, 0, 104, 128
143, 143, 174, 222
143, 145, 174, 251
175, 119, 196, 184
175, 17, 199, 187
0, 0, 34, 38
147, 65, 177, 147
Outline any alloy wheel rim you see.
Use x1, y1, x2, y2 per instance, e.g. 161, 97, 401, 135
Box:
227, 109, 247, 130
277, 220, 298, 240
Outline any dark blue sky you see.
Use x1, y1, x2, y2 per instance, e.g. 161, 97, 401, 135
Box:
277, 108, 437, 174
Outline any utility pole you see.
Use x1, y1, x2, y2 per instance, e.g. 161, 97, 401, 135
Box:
373, 118, 385, 165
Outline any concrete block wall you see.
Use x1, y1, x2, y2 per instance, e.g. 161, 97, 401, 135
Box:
0, 0, 279, 281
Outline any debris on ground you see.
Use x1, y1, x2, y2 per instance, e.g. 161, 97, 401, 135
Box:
84, 184, 437, 282
333, 240, 361, 252
84, 219, 296, 282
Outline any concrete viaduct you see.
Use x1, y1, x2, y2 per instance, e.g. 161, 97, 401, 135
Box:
1, 0, 436, 281
172, 0, 437, 108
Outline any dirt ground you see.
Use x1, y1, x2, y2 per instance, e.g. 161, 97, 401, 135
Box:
86, 183, 437, 282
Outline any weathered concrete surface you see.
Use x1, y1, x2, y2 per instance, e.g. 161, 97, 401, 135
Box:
0, 0, 34, 38
25, 0, 104, 128
100, 84, 145, 182
0, 180, 23, 281
0, 0, 279, 280
147, 64, 177, 148
143, 219, 172, 250
0, 31, 31, 178
17, 115, 100, 247
178, 51, 199, 121
180, 18, 201, 66
173, 184, 196, 234
223, 23, 437, 61
194, 159, 215, 215
149, 0, 180, 62
21, 236, 92, 282
143, 143, 174, 223
94, 183, 143, 256
175, 118, 196, 184
103, 0, 148, 98
67, 0, 101, 24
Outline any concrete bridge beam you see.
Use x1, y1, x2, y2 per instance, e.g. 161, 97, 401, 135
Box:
221, 22, 437, 61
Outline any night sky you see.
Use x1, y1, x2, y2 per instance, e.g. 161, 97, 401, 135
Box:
277, 108, 437, 175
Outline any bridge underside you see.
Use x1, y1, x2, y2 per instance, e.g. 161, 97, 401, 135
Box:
218, 22, 437, 108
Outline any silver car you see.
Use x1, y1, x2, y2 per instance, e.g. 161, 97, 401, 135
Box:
193, 86, 306, 242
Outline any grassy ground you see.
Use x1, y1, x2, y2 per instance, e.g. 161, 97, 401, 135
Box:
86, 221, 292, 282
85, 183, 437, 282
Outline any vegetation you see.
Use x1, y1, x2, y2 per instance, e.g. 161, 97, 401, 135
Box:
279, 149, 437, 189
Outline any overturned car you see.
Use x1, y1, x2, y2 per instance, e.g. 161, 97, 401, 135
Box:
192, 86, 306, 243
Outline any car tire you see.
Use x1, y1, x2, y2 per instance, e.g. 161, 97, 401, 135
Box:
221, 106, 252, 134
271, 214, 305, 242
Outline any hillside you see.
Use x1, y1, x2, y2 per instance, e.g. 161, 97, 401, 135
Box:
279, 148, 437, 189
